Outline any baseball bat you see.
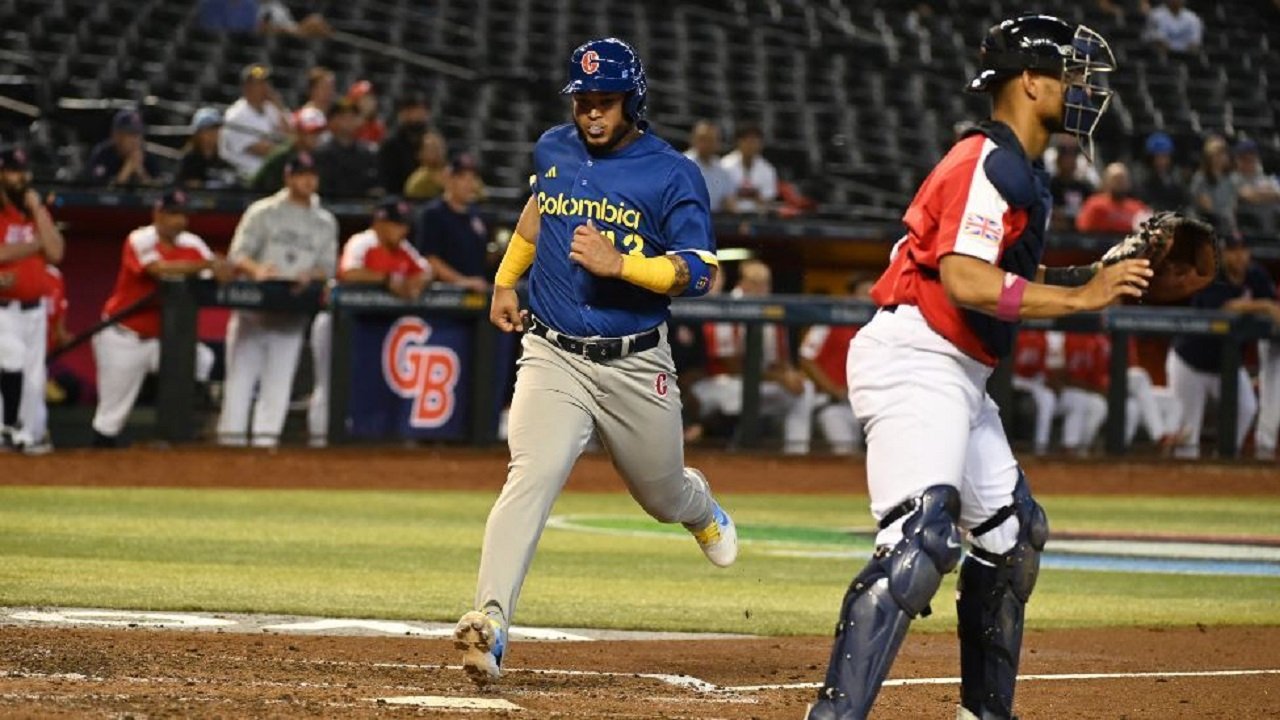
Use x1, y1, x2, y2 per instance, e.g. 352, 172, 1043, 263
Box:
47, 289, 160, 361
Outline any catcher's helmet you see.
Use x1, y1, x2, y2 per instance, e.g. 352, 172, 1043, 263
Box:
967, 14, 1116, 160
561, 37, 647, 125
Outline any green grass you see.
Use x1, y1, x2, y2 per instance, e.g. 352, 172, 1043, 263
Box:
0, 487, 1277, 635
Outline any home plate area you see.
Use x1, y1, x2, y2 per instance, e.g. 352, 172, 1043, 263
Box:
2, 609, 1279, 718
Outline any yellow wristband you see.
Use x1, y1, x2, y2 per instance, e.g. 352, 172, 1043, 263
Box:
494, 231, 536, 288
619, 254, 677, 294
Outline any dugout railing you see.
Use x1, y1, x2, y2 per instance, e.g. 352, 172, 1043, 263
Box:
155, 279, 1280, 458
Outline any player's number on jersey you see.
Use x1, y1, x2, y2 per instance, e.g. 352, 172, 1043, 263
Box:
600, 228, 646, 257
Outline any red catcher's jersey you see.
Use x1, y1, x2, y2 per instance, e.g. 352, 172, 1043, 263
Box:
870, 133, 1030, 366
103, 225, 214, 339
0, 204, 46, 302
338, 229, 429, 279
799, 324, 859, 389
1013, 329, 1049, 379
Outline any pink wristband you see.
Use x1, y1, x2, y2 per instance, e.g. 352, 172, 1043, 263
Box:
995, 272, 1028, 322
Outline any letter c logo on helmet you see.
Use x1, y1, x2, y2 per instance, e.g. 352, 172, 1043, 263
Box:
561, 37, 648, 125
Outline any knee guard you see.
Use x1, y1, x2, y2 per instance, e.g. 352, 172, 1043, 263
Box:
957, 470, 1049, 720
808, 485, 961, 720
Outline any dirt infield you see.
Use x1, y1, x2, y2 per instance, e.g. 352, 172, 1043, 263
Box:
5, 446, 1279, 495
1, 625, 1278, 718
1, 448, 1278, 717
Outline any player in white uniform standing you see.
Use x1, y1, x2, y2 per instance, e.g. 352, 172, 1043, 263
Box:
91, 190, 230, 447
218, 152, 337, 447
0, 146, 64, 452
805, 16, 1152, 720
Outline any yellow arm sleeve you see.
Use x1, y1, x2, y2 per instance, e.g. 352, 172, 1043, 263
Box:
619, 254, 678, 294
494, 231, 537, 288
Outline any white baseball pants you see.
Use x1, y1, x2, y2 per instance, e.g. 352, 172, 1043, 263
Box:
1166, 349, 1257, 458
306, 311, 332, 446
91, 324, 215, 437
1255, 340, 1280, 459
217, 310, 307, 447
690, 374, 815, 453
1011, 375, 1056, 454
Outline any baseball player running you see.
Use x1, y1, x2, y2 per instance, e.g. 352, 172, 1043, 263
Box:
453, 37, 735, 683
91, 190, 229, 447
0, 146, 64, 452
217, 152, 337, 447
806, 16, 1152, 720
306, 197, 430, 445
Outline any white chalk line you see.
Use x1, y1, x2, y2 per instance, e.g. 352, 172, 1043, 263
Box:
728, 668, 1280, 692
8, 665, 1278, 697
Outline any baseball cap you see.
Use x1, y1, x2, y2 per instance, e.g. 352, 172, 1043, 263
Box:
191, 107, 223, 132
154, 188, 190, 213
0, 146, 30, 171
284, 151, 318, 175
1145, 132, 1174, 156
1235, 138, 1260, 156
291, 106, 328, 134
372, 196, 413, 224
241, 63, 272, 83
113, 109, 145, 134
448, 152, 480, 174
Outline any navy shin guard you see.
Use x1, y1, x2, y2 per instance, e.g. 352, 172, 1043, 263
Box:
808, 485, 962, 720
956, 472, 1048, 719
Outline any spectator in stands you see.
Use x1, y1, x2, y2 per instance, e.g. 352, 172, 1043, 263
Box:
413, 153, 491, 292
1232, 139, 1280, 237
1190, 134, 1240, 238
1166, 236, 1278, 458
378, 92, 432, 195
314, 100, 379, 198
220, 63, 290, 185
250, 107, 327, 194
1134, 131, 1189, 212
302, 67, 336, 116
720, 124, 778, 215
84, 109, 162, 187
258, 1, 331, 37
683, 120, 736, 213
691, 260, 815, 454
1049, 143, 1094, 229
403, 130, 449, 200
197, 0, 259, 34
1143, 0, 1203, 55
177, 107, 238, 190
1043, 135, 1101, 187
1076, 162, 1153, 233
346, 80, 386, 145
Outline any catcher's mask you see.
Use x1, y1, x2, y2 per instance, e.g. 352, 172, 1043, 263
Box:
967, 15, 1116, 161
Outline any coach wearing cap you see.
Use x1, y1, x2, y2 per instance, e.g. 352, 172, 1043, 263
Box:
218, 151, 338, 447
412, 153, 492, 293
220, 63, 289, 184
85, 109, 162, 186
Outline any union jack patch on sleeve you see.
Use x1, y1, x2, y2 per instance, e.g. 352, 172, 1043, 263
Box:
961, 213, 1004, 244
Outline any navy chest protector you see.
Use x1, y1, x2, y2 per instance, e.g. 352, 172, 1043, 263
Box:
959, 121, 1053, 360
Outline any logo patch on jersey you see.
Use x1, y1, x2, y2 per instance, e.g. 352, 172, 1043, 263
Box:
655, 372, 668, 397
581, 50, 600, 74
962, 213, 1004, 245
545, 166, 557, 178
382, 317, 461, 429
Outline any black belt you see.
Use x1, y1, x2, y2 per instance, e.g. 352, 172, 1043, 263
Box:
2, 299, 40, 310
529, 315, 660, 363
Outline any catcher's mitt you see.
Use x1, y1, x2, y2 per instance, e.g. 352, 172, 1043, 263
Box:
1099, 211, 1219, 304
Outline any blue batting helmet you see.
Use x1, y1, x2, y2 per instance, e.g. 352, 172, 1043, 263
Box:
560, 37, 647, 124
